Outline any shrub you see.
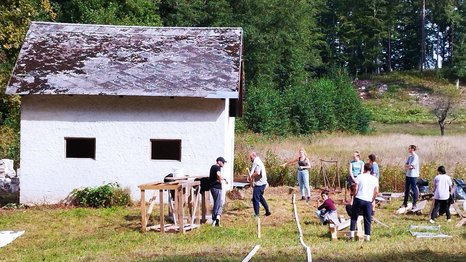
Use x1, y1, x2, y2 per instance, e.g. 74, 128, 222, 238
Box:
71, 183, 132, 208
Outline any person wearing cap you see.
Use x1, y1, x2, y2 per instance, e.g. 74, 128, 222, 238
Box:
249, 151, 271, 217
209, 156, 227, 226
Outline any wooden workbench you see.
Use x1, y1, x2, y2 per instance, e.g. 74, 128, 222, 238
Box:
138, 179, 203, 233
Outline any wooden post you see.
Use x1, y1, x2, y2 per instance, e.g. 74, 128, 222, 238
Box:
336, 160, 340, 189
159, 190, 164, 233
201, 191, 207, 224
257, 217, 261, 239
329, 224, 337, 241
187, 185, 193, 223
356, 216, 364, 241
178, 187, 185, 233
192, 186, 201, 225
140, 189, 146, 232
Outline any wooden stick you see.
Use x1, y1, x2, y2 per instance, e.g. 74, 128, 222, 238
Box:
159, 190, 164, 233
242, 245, 261, 262
372, 217, 389, 228
201, 191, 207, 224
140, 189, 147, 232
146, 193, 158, 222
257, 217, 261, 239
191, 186, 201, 225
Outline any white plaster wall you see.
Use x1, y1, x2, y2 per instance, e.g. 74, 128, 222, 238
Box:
19, 95, 235, 204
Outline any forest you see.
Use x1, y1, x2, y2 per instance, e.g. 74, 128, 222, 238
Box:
1, 0, 466, 161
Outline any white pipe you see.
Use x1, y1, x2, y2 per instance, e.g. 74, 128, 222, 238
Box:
242, 245, 261, 262
292, 194, 312, 262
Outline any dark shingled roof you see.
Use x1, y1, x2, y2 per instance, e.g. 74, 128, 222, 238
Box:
6, 22, 243, 98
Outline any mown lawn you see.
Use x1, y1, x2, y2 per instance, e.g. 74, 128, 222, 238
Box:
1, 187, 465, 261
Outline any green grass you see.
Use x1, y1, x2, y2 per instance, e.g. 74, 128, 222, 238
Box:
372, 122, 466, 136
1, 187, 465, 261
360, 70, 466, 125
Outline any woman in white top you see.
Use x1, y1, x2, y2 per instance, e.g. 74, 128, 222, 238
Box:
430, 166, 453, 223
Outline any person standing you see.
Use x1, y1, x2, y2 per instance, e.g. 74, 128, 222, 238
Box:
350, 163, 379, 241
209, 156, 227, 226
368, 154, 380, 180
349, 151, 364, 183
281, 148, 312, 202
348, 151, 364, 199
249, 151, 271, 217
402, 145, 420, 209
430, 166, 453, 223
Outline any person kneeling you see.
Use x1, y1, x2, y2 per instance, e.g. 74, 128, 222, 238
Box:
316, 190, 338, 225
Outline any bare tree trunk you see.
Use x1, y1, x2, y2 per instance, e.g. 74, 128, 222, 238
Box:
436, 29, 440, 69
439, 121, 445, 136
388, 27, 392, 72
420, 0, 426, 71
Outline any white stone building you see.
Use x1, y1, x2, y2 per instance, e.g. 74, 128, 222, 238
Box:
6, 22, 243, 204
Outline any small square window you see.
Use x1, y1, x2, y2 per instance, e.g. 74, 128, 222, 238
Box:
65, 138, 96, 159
151, 139, 181, 161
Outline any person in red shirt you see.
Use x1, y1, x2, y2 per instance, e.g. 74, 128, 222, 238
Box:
316, 190, 338, 224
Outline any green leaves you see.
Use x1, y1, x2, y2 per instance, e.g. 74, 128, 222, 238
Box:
243, 70, 371, 135
56, 0, 162, 26
71, 183, 132, 208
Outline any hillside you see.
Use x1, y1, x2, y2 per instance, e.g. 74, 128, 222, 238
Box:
356, 71, 466, 135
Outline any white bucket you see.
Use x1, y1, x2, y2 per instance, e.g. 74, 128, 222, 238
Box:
172, 168, 185, 178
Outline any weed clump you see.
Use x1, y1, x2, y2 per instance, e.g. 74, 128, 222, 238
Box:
71, 183, 132, 208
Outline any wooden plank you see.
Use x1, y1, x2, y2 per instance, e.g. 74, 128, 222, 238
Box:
457, 218, 466, 227
146, 193, 158, 222
409, 200, 427, 213
452, 203, 465, 218
192, 186, 200, 225
169, 193, 178, 226
356, 216, 364, 241
201, 191, 207, 224
159, 190, 165, 233
178, 187, 185, 233
138, 182, 163, 189
187, 185, 193, 223
257, 217, 261, 239
140, 189, 147, 232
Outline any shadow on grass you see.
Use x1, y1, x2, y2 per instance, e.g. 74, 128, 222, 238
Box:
152, 250, 466, 262
316, 249, 466, 262
124, 214, 140, 222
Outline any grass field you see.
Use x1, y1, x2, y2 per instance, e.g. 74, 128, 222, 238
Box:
1, 187, 465, 261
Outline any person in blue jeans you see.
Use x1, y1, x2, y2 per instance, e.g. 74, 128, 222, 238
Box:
248, 151, 271, 217
348, 151, 364, 200
350, 163, 379, 241
209, 157, 228, 226
281, 148, 312, 202
402, 145, 420, 209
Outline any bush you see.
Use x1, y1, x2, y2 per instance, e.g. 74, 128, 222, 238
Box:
71, 183, 132, 208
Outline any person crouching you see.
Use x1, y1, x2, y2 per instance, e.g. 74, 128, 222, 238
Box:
316, 190, 338, 224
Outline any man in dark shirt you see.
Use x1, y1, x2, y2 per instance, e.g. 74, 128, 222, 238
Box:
209, 156, 227, 226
